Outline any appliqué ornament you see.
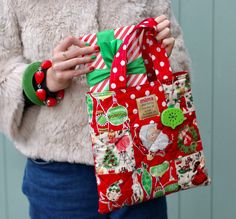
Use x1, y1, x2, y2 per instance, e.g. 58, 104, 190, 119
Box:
161, 105, 184, 129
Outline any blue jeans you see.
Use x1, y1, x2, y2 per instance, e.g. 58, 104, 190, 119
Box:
22, 158, 168, 219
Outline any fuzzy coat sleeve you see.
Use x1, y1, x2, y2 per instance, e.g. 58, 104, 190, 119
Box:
148, 0, 191, 72
0, 0, 29, 139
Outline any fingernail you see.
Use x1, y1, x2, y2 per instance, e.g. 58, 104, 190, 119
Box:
90, 66, 95, 71
85, 42, 90, 46
94, 45, 100, 51
91, 55, 97, 60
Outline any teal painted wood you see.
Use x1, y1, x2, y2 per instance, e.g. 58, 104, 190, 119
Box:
1, 1, 236, 218
3, 137, 29, 219
213, 0, 236, 218
0, 134, 7, 219
177, 1, 213, 219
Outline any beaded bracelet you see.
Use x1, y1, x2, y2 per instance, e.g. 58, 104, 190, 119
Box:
22, 60, 64, 107
35, 60, 64, 106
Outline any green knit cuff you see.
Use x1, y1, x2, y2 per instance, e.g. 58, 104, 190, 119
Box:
22, 62, 44, 106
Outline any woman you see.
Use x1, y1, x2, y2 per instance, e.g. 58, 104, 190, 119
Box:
0, 0, 191, 218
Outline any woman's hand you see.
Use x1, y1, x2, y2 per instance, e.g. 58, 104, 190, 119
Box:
155, 15, 175, 57
46, 36, 99, 92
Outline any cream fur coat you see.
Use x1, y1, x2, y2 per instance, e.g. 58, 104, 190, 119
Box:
0, 0, 191, 165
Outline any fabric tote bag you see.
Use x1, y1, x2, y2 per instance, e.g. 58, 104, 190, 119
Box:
84, 17, 211, 214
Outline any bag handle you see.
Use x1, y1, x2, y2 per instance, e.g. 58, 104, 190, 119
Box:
109, 17, 173, 91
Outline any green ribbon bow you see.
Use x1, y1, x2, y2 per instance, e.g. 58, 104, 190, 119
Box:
86, 29, 146, 88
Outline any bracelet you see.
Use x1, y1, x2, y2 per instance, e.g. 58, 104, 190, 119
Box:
22, 60, 64, 107
35, 60, 64, 106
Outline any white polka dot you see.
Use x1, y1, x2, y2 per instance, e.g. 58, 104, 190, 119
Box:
150, 82, 155, 86
116, 52, 120, 58
149, 40, 153, 46
125, 103, 129, 107
120, 60, 126, 66
159, 86, 163, 92
145, 90, 150, 96
121, 89, 126, 93
163, 75, 168, 80
157, 47, 161, 52
151, 55, 156, 61
111, 83, 116, 89
149, 53, 152, 58
169, 67, 172, 72
130, 94, 136, 99
162, 101, 167, 107
165, 53, 168, 57
147, 73, 152, 77
136, 86, 141, 91
144, 59, 149, 64
146, 39, 150, 44
123, 45, 127, 50
143, 45, 146, 50
155, 69, 159, 75
150, 120, 155, 124
119, 76, 125, 81
133, 109, 138, 114
160, 62, 165, 67
134, 123, 139, 127
113, 67, 118, 73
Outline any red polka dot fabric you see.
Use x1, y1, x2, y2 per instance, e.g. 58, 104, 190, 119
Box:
86, 18, 211, 214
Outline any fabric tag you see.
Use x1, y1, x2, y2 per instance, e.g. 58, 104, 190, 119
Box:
136, 94, 160, 120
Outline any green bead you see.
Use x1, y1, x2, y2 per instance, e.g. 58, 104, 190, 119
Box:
161, 105, 184, 129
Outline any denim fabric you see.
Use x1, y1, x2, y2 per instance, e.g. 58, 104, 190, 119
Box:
22, 158, 168, 219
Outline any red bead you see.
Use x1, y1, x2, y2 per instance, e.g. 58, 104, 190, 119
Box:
46, 97, 57, 107
34, 71, 45, 84
36, 89, 46, 101
56, 90, 64, 100
41, 60, 52, 69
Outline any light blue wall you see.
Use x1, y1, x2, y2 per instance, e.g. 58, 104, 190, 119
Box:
0, 0, 235, 218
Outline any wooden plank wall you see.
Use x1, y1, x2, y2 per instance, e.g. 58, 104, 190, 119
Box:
0, 0, 235, 218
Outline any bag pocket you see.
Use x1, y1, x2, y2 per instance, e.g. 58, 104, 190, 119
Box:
162, 72, 195, 113
91, 128, 136, 175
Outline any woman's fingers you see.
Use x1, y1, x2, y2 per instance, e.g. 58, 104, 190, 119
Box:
53, 36, 86, 53
54, 45, 100, 62
155, 15, 167, 24
53, 54, 98, 71
53, 67, 95, 82
156, 27, 171, 41
162, 37, 175, 57
156, 19, 170, 32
